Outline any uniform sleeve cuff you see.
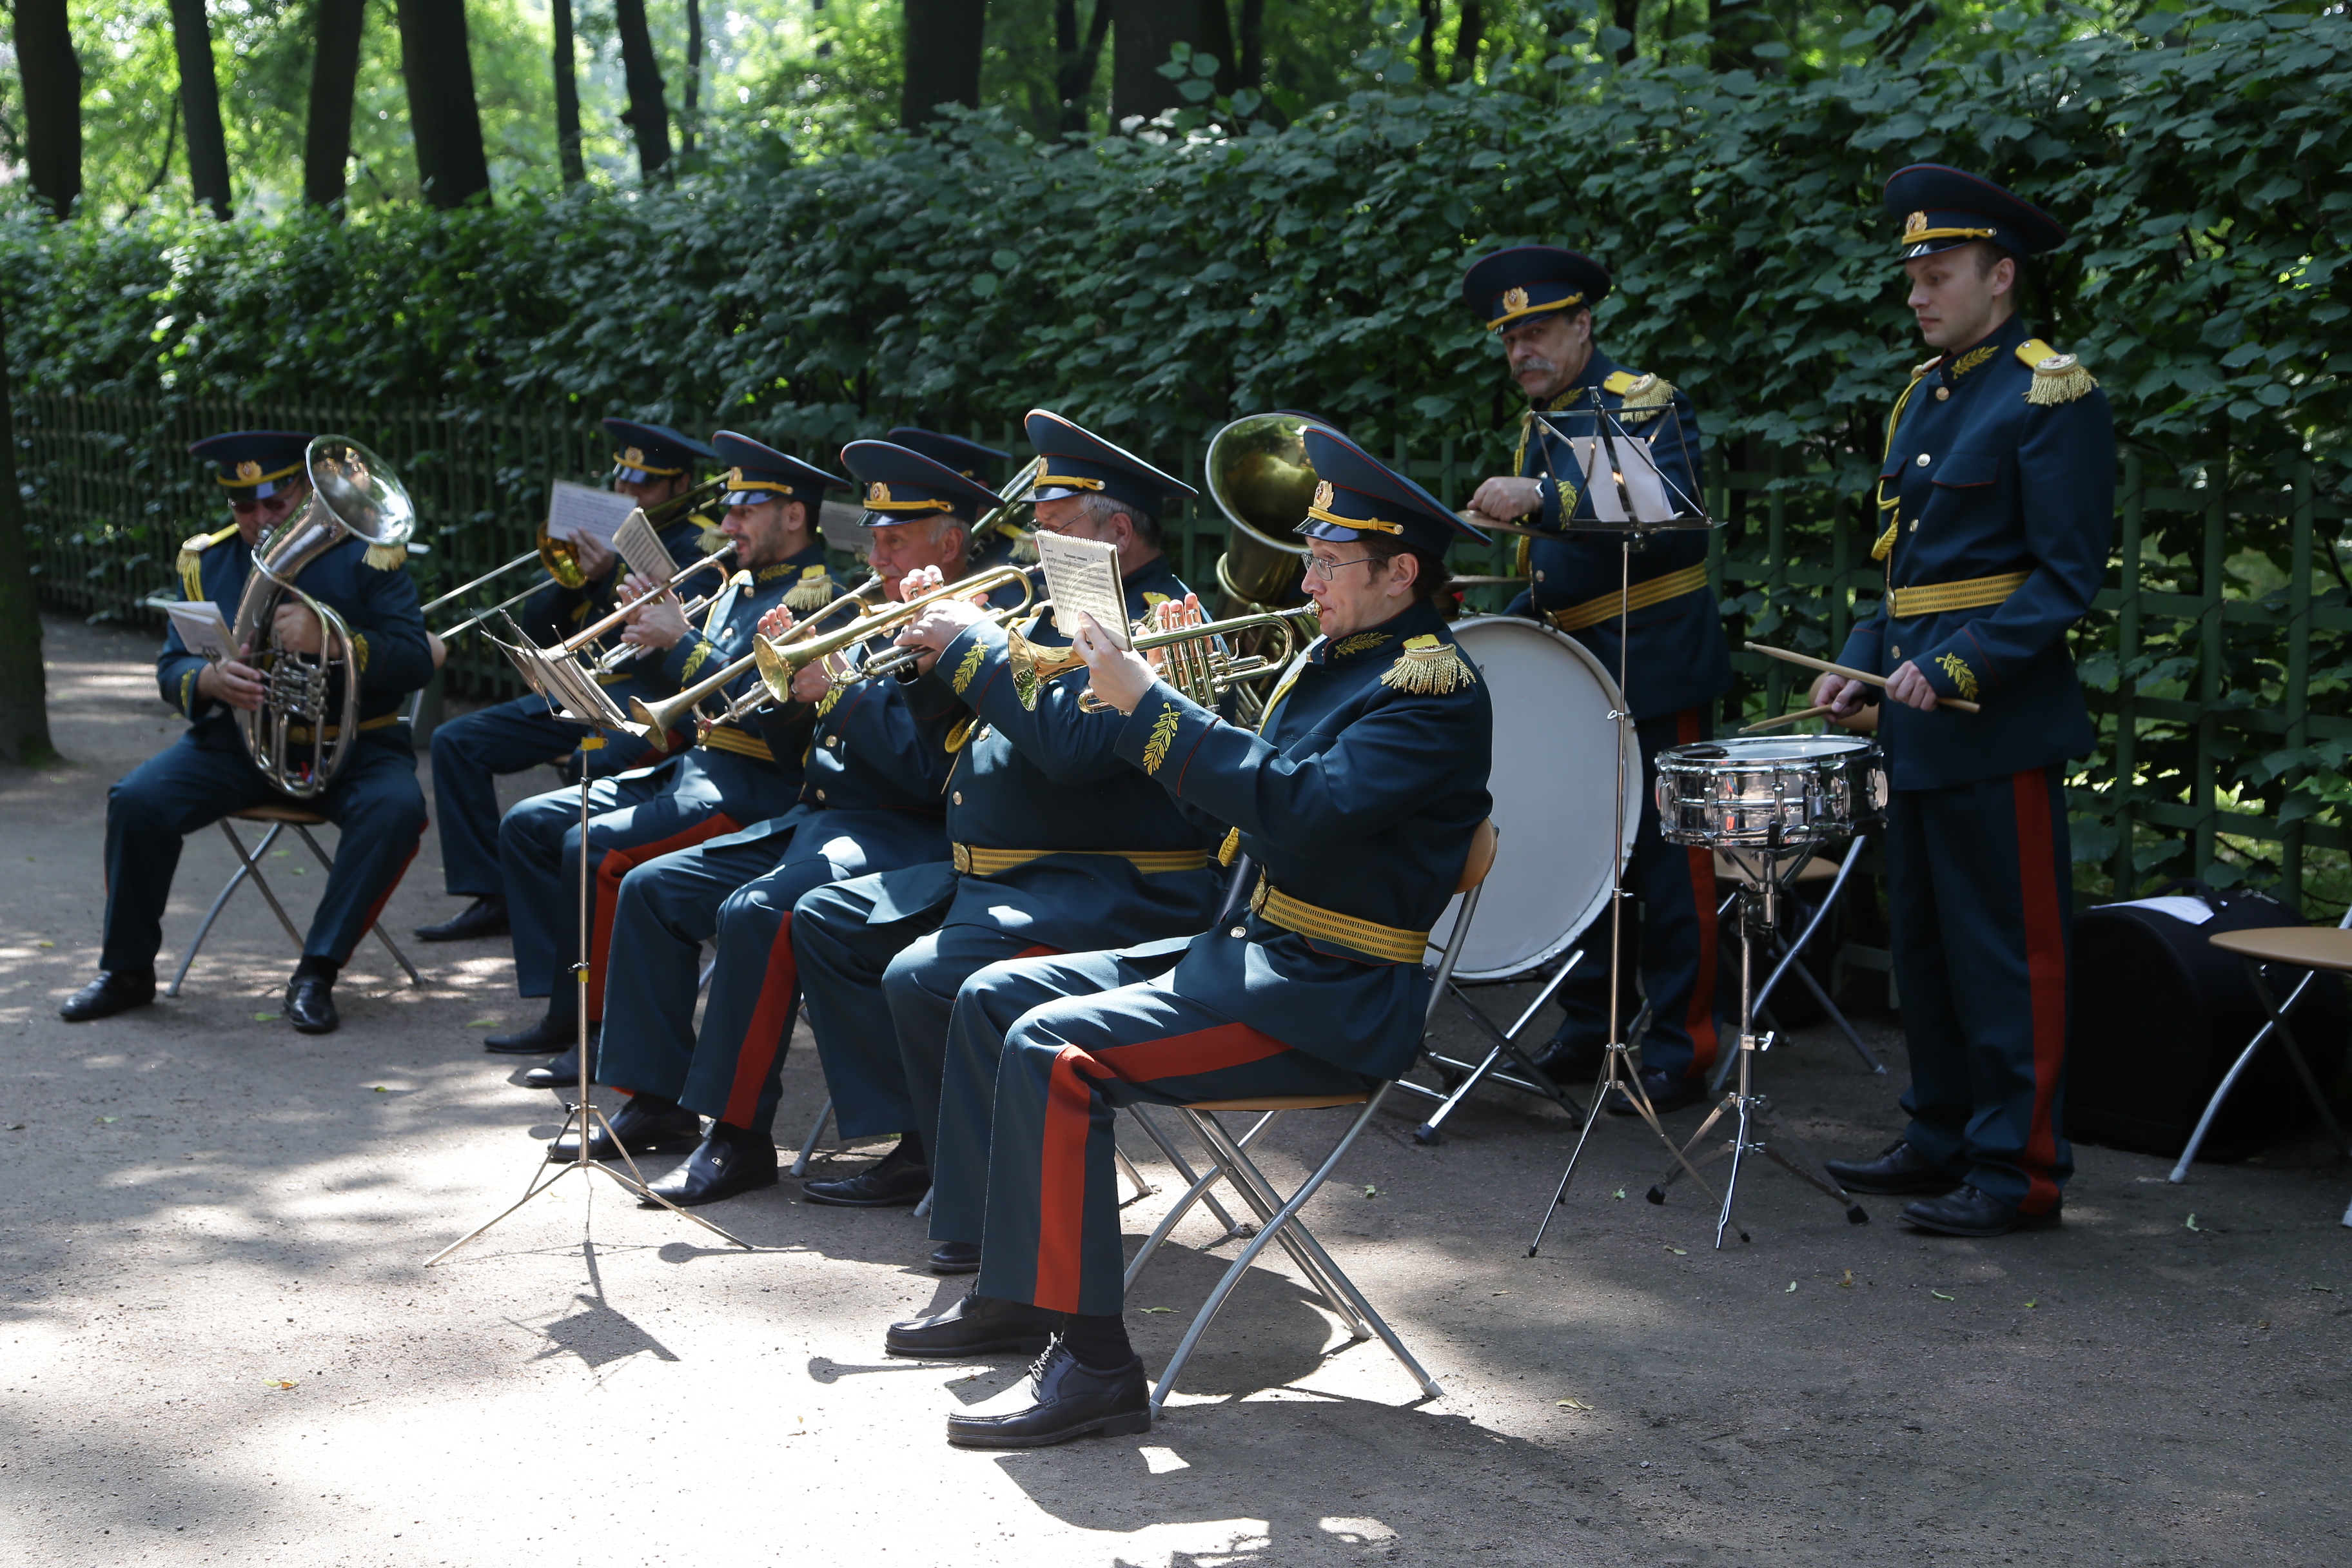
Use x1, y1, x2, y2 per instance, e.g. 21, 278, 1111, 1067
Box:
1113, 683, 1222, 788
939, 618, 1010, 707
1917, 643, 1983, 703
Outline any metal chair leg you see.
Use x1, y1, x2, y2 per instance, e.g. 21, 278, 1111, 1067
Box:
2170, 964, 2331, 1182
1123, 1110, 1282, 1290
789, 1097, 834, 1178
1182, 1109, 1369, 1337
295, 824, 420, 986
169, 822, 290, 996
1122, 1103, 1248, 1240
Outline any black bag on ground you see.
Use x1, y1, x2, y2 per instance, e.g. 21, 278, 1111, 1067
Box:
2065, 881, 2347, 1159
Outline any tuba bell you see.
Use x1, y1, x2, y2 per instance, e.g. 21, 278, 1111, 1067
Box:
1202, 413, 1333, 613
229, 436, 418, 798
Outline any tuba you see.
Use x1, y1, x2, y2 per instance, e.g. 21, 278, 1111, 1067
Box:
1202, 413, 1330, 613
230, 436, 418, 797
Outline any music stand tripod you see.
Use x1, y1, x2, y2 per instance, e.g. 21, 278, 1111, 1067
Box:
1645, 832, 1869, 1246
1518, 386, 1724, 1257
426, 627, 750, 1266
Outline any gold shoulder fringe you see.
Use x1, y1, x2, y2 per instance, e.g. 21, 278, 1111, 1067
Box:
785, 571, 838, 612
177, 522, 239, 599
2024, 354, 2097, 405
1381, 633, 1477, 696
363, 541, 409, 572
1614, 372, 1674, 424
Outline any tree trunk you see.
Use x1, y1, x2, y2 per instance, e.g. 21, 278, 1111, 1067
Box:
1197, 0, 1237, 97
1110, 0, 1208, 125
1612, 0, 1639, 65
304, 0, 368, 208
614, 0, 672, 177
168, 0, 232, 219
1054, 1, 1115, 133
682, 0, 703, 155
0, 295, 56, 766
553, 0, 585, 185
900, 0, 986, 129
1453, 0, 1485, 81
1238, 0, 1264, 90
393, 0, 492, 206
1417, 0, 1439, 85
14, 0, 81, 219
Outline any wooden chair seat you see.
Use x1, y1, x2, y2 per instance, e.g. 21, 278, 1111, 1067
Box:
1456, 818, 1499, 894
231, 801, 331, 827
2208, 926, 2352, 975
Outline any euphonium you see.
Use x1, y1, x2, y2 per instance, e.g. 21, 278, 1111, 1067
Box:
1202, 413, 1327, 612
229, 436, 418, 797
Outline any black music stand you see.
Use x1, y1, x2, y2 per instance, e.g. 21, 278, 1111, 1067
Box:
425, 630, 750, 1265
1518, 386, 1726, 1256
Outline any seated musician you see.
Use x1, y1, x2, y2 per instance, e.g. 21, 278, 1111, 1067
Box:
580, 442, 997, 1205
883, 427, 1493, 1447
485, 435, 847, 1087
789, 411, 1220, 1242
62, 431, 433, 1035
422, 419, 729, 950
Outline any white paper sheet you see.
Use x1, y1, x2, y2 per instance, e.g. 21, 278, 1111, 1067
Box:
1569, 435, 1678, 524
611, 509, 683, 585
2109, 894, 2216, 926
1034, 531, 1130, 650
547, 480, 639, 547
166, 600, 235, 661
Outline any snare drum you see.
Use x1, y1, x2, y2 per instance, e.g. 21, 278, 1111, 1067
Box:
1652, 734, 1888, 850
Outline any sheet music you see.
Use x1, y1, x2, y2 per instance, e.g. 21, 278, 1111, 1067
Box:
537, 647, 631, 729
1568, 435, 1677, 525
1034, 531, 1130, 651
546, 480, 638, 547
166, 600, 235, 661
611, 509, 682, 585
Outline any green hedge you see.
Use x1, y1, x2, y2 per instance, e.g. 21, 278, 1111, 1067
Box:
6, 0, 2348, 908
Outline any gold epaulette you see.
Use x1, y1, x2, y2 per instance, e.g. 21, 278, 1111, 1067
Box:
1603, 371, 1674, 423
783, 565, 837, 612
694, 516, 729, 556
363, 541, 407, 571
1381, 634, 1477, 695
177, 523, 239, 600
2017, 338, 2098, 405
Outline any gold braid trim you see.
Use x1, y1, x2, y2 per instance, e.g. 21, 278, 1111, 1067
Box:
1140, 701, 1182, 775
177, 523, 238, 600
679, 638, 715, 682
1950, 344, 2001, 379
178, 666, 199, 716
1612, 372, 1674, 425
1381, 634, 1476, 695
1936, 652, 1980, 702
363, 542, 408, 572
2018, 338, 2099, 405
349, 632, 369, 675
784, 566, 837, 612
1871, 366, 1935, 563
1217, 826, 1241, 866
950, 641, 987, 696
1331, 632, 1392, 657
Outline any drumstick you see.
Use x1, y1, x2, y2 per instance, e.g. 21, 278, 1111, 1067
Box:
1744, 641, 1981, 714
1740, 705, 1834, 734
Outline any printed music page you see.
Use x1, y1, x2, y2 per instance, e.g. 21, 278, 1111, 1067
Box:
1034, 531, 1130, 650
1568, 435, 1677, 524
611, 510, 681, 585
547, 480, 638, 546
166, 600, 235, 661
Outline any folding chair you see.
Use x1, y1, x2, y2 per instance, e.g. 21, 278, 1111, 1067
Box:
168, 803, 422, 996
1707, 834, 1886, 1093
2168, 910, 2352, 1187
1123, 819, 1496, 1414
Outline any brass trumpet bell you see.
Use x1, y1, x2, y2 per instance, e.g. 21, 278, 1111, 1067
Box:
536, 527, 590, 591
1203, 413, 1328, 609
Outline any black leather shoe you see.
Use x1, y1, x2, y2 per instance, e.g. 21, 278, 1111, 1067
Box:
1825, 1139, 1962, 1197
803, 1140, 930, 1208
415, 896, 509, 943
887, 1289, 1061, 1360
1605, 1067, 1709, 1116
59, 971, 155, 1023
1901, 1183, 2061, 1238
485, 1010, 574, 1056
548, 1095, 701, 1162
640, 1125, 778, 1208
286, 975, 338, 1035
946, 1338, 1150, 1449
1529, 1034, 1606, 1084
930, 1240, 982, 1275
522, 1026, 599, 1089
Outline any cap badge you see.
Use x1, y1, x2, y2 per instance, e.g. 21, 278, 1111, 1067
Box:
727, 467, 748, 488
1312, 480, 1335, 511
234, 460, 262, 482
623, 446, 647, 467
867, 482, 891, 505
1502, 286, 1529, 315
1903, 211, 1928, 239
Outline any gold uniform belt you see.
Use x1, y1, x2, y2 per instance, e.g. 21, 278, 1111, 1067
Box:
950, 843, 1211, 877
699, 723, 775, 763
285, 713, 400, 745
1547, 562, 1710, 634
1886, 570, 2030, 619
1250, 877, 1429, 966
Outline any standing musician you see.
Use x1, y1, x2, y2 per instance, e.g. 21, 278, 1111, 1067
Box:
1814, 166, 2111, 1238
62, 431, 433, 1035
582, 442, 995, 1206
788, 411, 1219, 1242
883, 428, 1493, 1448
485, 435, 847, 1083
418, 420, 725, 948
1460, 246, 1730, 1114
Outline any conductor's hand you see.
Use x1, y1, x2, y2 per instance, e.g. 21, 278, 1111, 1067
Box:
1810, 672, 1870, 720
618, 572, 689, 651
198, 651, 266, 712
271, 600, 326, 657
1883, 659, 1939, 712
1467, 475, 1544, 522
1072, 612, 1155, 716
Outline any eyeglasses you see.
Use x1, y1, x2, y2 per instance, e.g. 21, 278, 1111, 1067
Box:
1304, 554, 1380, 581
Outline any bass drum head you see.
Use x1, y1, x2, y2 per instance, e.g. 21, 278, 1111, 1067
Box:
1426, 615, 1638, 982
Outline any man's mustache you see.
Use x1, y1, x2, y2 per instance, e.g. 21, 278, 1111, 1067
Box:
1514, 355, 1559, 377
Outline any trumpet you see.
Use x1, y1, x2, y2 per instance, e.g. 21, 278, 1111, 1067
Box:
427, 475, 728, 640
1073, 608, 1321, 721
626, 564, 1036, 741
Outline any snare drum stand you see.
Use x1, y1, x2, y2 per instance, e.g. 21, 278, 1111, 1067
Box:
1646, 834, 1868, 1246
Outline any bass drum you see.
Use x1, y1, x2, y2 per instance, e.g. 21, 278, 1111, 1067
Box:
1425, 615, 1639, 983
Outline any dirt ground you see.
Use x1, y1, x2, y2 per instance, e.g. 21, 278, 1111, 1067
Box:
3, 612, 2348, 1568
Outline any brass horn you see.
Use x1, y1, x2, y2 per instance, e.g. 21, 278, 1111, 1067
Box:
1203, 413, 1330, 612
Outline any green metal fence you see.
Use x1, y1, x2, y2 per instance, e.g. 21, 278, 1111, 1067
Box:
17, 395, 2347, 918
